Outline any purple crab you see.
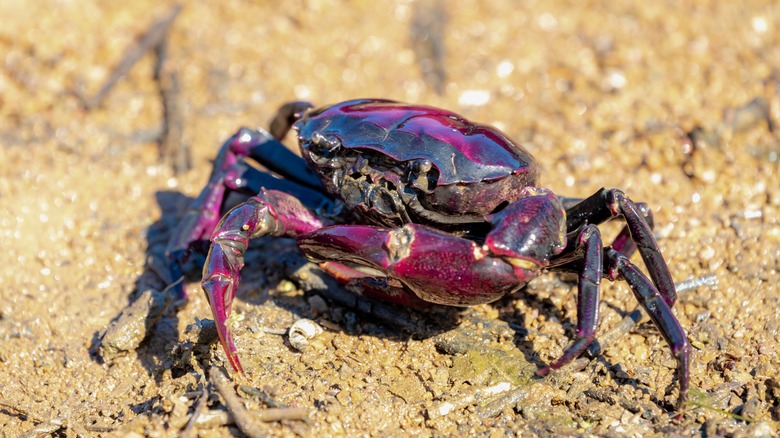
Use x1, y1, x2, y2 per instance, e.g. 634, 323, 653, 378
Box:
166, 99, 690, 406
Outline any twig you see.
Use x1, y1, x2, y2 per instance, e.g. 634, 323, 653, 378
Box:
83, 424, 116, 432
0, 398, 48, 423
477, 383, 540, 418
429, 382, 512, 419
239, 385, 286, 409
83, 3, 189, 173
84, 4, 182, 109
0, 398, 67, 436
2, 398, 116, 435
18, 423, 62, 438
410, 0, 447, 94
253, 407, 310, 422
258, 327, 288, 335
181, 384, 209, 438
154, 25, 189, 174
210, 366, 266, 438
210, 367, 309, 437
193, 409, 232, 428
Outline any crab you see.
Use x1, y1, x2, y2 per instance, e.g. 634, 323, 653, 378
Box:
166, 99, 690, 406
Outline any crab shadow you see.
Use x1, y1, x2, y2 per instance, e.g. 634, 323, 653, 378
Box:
236, 242, 563, 378
90, 190, 637, 404
87, 190, 464, 382
89, 190, 195, 380
234, 225, 672, 409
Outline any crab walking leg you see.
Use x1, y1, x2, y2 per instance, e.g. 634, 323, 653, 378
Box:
268, 101, 314, 140
560, 196, 653, 259
537, 224, 603, 375
227, 163, 336, 213
165, 127, 325, 299
165, 132, 247, 299
604, 247, 690, 407
202, 189, 325, 372
607, 201, 652, 258
565, 188, 677, 307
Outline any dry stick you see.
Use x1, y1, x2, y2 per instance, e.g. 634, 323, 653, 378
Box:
478, 384, 542, 418
181, 384, 209, 438
18, 423, 62, 438
84, 4, 182, 109
239, 385, 286, 409
83, 3, 189, 173
410, 0, 447, 95
210, 367, 266, 438
154, 28, 189, 174
82, 424, 116, 433
209, 367, 309, 437
2, 398, 116, 435
428, 382, 514, 419
1, 398, 65, 437
0, 399, 48, 424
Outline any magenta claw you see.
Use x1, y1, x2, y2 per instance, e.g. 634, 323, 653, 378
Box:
202, 274, 244, 373
201, 216, 252, 373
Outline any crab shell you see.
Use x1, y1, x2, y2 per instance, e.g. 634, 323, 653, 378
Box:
294, 99, 540, 228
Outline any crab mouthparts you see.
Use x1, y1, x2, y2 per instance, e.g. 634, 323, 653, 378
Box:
505, 257, 539, 271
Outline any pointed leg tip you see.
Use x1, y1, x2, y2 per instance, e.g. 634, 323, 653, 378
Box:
223, 346, 244, 373
216, 334, 245, 374
230, 354, 245, 374
675, 391, 689, 411
202, 274, 244, 374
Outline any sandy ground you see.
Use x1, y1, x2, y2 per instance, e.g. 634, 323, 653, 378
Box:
2, 0, 779, 436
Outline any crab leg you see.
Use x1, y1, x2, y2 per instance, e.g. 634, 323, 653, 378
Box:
165, 132, 246, 299
165, 127, 327, 299
538, 224, 603, 375
604, 247, 690, 407
559, 196, 653, 258
202, 189, 324, 372
564, 188, 677, 307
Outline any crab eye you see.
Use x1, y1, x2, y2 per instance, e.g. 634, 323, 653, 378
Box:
408, 159, 438, 192
412, 159, 433, 174
311, 131, 341, 152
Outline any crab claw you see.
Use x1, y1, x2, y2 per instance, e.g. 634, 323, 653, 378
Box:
199, 192, 325, 374
202, 242, 245, 373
